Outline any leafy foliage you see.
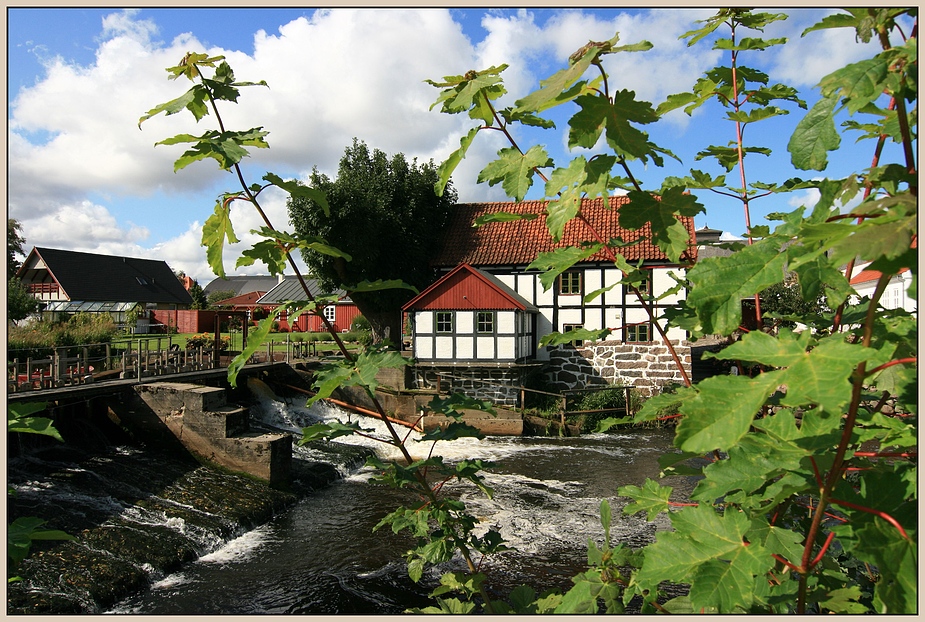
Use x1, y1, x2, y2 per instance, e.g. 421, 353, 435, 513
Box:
8, 403, 75, 581
287, 138, 457, 342
145, 9, 917, 613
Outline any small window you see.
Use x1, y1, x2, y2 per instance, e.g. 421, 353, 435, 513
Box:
626, 323, 650, 342
624, 271, 651, 297
323, 305, 336, 322
559, 271, 582, 295
477, 311, 494, 333
563, 323, 583, 347
436, 311, 453, 333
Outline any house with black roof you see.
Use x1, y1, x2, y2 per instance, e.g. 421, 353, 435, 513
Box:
16, 246, 193, 325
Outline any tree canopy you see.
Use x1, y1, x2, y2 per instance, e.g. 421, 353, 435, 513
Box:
288, 138, 457, 342
8, 219, 27, 278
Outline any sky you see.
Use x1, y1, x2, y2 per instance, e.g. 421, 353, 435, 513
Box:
7, 7, 904, 285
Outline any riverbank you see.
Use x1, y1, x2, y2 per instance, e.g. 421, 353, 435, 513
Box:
7, 404, 370, 615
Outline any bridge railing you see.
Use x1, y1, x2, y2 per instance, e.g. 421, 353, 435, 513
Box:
7, 339, 217, 393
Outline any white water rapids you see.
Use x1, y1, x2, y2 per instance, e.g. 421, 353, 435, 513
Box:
106, 379, 688, 614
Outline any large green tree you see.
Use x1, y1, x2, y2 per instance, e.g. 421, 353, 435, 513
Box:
8, 219, 27, 278
7, 220, 36, 324
288, 139, 457, 342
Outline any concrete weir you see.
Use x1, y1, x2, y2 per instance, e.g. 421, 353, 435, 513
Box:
132, 382, 291, 486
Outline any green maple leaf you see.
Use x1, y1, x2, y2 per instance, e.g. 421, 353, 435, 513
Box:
543, 158, 587, 240
201, 198, 241, 278
834, 518, 917, 613
263, 173, 330, 217
637, 504, 772, 612
685, 241, 786, 335
426, 65, 508, 123
819, 55, 892, 114
308, 347, 410, 406
675, 373, 781, 453
691, 431, 808, 504
789, 96, 840, 171
711, 330, 879, 413
515, 34, 622, 113
477, 145, 552, 202
619, 188, 704, 262
435, 126, 479, 197
619, 478, 673, 520
568, 92, 657, 161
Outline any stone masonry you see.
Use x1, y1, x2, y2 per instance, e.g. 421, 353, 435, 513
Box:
546, 340, 692, 396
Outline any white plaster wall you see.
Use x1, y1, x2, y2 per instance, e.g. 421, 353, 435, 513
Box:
456, 337, 474, 359
456, 311, 474, 334
497, 311, 515, 334
416, 311, 432, 334
417, 337, 433, 359
476, 336, 495, 359
653, 268, 685, 304
498, 337, 515, 359
603, 268, 623, 305
435, 336, 454, 359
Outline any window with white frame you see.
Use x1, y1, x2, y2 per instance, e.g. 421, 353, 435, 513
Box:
625, 322, 650, 342
558, 271, 582, 295
323, 304, 336, 323
477, 311, 494, 333
563, 323, 583, 347
436, 311, 453, 333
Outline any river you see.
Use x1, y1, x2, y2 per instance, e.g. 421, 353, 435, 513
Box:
105, 383, 689, 614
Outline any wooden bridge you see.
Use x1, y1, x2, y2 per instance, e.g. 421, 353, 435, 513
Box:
6, 361, 291, 404
7, 336, 317, 404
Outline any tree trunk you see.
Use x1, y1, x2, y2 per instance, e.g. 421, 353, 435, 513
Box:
351, 297, 402, 348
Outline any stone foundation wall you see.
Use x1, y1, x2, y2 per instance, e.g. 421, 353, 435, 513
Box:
410, 367, 526, 407
546, 340, 692, 396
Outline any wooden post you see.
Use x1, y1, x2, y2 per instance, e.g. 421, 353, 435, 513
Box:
213, 315, 221, 369
105, 344, 111, 372
55, 347, 65, 386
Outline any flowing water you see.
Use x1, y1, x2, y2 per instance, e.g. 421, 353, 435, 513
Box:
104, 383, 692, 614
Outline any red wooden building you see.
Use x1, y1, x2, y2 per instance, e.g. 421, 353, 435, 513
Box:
256, 276, 360, 333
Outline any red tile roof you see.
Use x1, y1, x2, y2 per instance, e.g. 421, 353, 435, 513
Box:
850, 266, 909, 285
432, 197, 696, 268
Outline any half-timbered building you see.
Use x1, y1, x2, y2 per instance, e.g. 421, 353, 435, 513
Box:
402, 197, 697, 404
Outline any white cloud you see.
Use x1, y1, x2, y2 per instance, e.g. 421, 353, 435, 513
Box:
22, 200, 149, 252
14, 7, 881, 284
765, 9, 883, 88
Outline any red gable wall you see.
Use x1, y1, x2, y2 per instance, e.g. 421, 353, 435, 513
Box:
405, 264, 525, 311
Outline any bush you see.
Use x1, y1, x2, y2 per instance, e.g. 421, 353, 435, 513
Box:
351, 315, 371, 332
8, 315, 120, 362
185, 333, 231, 351
569, 387, 644, 433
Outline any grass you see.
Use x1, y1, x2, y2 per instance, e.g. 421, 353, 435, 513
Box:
109, 331, 364, 355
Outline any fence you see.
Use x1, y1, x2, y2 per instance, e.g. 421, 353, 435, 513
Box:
8, 337, 213, 393
7, 334, 334, 393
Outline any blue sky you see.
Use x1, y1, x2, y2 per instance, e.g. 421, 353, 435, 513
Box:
7, 7, 899, 283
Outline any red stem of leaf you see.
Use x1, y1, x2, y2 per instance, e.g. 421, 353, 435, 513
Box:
809, 531, 836, 569
772, 553, 803, 574
865, 357, 917, 377
853, 451, 917, 459
829, 497, 910, 540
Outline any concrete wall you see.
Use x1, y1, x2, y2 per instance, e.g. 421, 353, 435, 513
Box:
131, 382, 291, 486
